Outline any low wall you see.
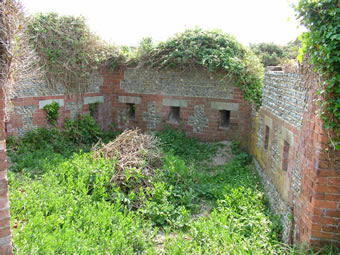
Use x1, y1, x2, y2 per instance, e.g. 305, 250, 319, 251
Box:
6, 73, 113, 136
106, 68, 251, 147
7, 68, 252, 148
294, 84, 340, 247
3, 67, 339, 248
251, 71, 340, 246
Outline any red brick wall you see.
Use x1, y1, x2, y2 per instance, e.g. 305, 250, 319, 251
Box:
105, 71, 252, 148
0, 88, 13, 254
6, 79, 113, 137
3, 68, 338, 249
294, 88, 340, 247
251, 71, 339, 247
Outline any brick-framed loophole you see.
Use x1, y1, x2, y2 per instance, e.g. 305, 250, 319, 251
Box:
168, 106, 180, 124
219, 110, 230, 128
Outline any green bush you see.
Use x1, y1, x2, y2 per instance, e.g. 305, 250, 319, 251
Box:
250, 41, 301, 67
7, 114, 118, 175
139, 28, 264, 106
294, 0, 340, 150
63, 114, 103, 145
26, 13, 120, 91
250, 42, 284, 66
43, 101, 60, 125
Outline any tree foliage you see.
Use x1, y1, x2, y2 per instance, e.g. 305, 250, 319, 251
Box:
250, 40, 301, 67
294, 0, 340, 150
250, 42, 284, 66
138, 28, 264, 106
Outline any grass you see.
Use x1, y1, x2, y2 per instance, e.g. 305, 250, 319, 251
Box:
7, 121, 340, 254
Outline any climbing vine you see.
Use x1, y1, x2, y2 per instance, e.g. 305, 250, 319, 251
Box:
294, 0, 340, 150
25, 15, 263, 106
0, 0, 41, 119
138, 28, 264, 106
26, 13, 119, 92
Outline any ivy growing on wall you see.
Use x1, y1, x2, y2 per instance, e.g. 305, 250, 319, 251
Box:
138, 28, 264, 106
294, 0, 340, 150
25, 13, 264, 106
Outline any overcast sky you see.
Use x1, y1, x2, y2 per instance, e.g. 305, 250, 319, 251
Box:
22, 0, 305, 46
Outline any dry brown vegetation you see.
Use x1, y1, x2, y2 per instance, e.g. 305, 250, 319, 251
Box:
92, 129, 163, 194
0, 0, 41, 118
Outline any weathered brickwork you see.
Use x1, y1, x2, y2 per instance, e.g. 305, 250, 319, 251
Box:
108, 68, 251, 147
2, 67, 338, 251
0, 88, 13, 254
251, 71, 340, 247
6, 73, 111, 136
14, 73, 102, 98
120, 68, 234, 99
262, 72, 305, 128
188, 105, 209, 133
254, 161, 293, 243
294, 86, 340, 247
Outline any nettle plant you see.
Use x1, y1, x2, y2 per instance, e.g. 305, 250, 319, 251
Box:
138, 28, 264, 106
295, 0, 340, 150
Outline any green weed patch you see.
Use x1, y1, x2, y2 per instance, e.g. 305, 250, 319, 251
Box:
8, 125, 338, 254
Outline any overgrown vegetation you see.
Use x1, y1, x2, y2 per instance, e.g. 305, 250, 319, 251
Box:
250, 42, 285, 66
294, 0, 340, 150
0, 0, 41, 118
26, 12, 119, 92
25, 19, 264, 105
89, 102, 100, 117
137, 28, 264, 106
9, 120, 338, 254
43, 101, 60, 125
7, 114, 117, 175
250, 40, 301, 67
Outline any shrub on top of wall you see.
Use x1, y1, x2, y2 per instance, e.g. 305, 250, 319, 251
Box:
25, 13, 263, 106
26, 13, 121, 92
136, 28, 264, 106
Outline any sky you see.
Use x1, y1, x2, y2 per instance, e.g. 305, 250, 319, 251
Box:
21, 0, 305, 47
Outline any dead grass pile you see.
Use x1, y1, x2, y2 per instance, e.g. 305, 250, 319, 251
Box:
92, 129, 163, 194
